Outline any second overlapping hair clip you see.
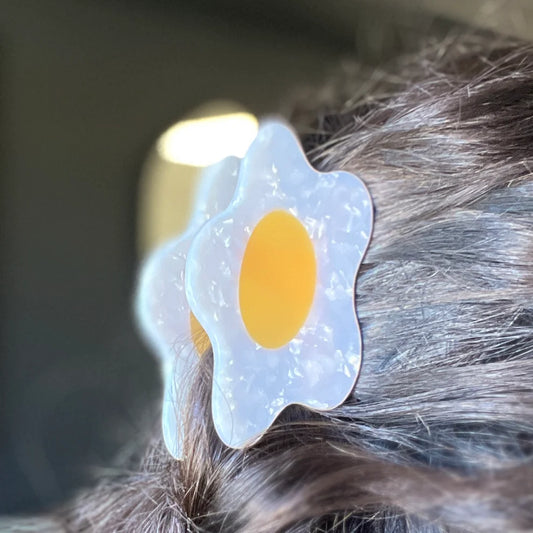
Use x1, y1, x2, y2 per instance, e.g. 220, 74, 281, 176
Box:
136, 119, 373, 459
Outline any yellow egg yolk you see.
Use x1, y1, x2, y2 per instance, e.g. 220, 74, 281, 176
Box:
239, 210, 316, 349
190, 312, 210, 356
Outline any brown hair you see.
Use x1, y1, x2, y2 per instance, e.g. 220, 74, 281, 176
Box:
15, 33, 533, 532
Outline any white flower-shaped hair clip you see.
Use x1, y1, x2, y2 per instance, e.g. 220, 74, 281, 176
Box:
186, 120, 373, 449
135, 156, 240, 458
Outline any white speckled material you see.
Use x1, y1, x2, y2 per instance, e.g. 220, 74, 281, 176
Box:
186, 121, 373, 449
135, 156, 240, 458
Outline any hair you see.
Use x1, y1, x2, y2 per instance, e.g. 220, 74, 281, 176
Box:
8, 33, 533, 532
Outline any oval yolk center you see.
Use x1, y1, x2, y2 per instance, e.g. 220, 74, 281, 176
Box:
239, 210, 316, 349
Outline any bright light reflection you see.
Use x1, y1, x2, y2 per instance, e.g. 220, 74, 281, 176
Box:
157, 112, 258, 167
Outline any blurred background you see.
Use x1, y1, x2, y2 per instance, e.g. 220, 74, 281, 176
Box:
1, 0, 532, 516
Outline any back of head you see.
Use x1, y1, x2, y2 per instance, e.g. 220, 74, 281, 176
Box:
37, 33, 533, 532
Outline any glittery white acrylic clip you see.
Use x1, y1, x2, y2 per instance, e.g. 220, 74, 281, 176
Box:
186, 120, 373, 449
135, 156, 240, 458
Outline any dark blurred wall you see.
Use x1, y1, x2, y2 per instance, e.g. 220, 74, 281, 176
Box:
0, 0, 453, 515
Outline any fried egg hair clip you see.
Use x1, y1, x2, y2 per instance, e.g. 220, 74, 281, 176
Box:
135, 156, 240, 459
186, 120, 373, 450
